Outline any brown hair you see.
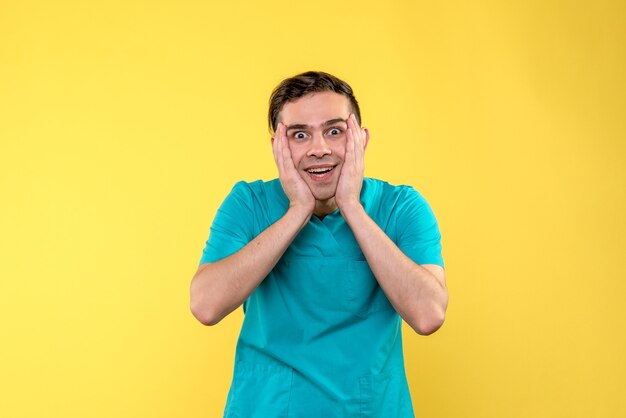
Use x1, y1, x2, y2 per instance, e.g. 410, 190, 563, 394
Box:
268, 71, 361, 134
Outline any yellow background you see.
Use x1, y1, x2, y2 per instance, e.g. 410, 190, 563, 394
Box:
1, 1, 625, 417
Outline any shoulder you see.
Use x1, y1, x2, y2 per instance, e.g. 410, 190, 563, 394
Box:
361, 178, 438, 235
227, 179, 285, 202
362, 177, 429, 209
223, 179, 288, 224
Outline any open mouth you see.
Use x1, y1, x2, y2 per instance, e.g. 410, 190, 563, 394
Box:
305, 165, 336, 181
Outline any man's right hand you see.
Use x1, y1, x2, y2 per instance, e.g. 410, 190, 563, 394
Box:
272, 123, 315, 216
191, 124, 315, 326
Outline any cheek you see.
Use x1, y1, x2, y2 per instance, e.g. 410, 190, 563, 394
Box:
331, 142, 346, 159
288, 144, 306, 167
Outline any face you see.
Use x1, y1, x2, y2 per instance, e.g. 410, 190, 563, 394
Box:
277, 91, 353, 208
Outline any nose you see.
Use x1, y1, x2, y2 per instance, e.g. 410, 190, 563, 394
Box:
306, 132, 331, 158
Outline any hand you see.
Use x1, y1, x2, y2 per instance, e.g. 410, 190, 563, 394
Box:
272, 123, 315, 215
336, 114, 368, 213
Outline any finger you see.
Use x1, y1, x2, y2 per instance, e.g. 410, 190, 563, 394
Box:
350, 114, 365, 164
345, 121, 352, 163
272, 125, 279, 165
280, 126, 293, 169
274, 123, 286, 174
280, 125, 289, 158
279, 125, 299, 178
272, 124, 281, 167
352, 114, 364, 152
346, 115, 357, 165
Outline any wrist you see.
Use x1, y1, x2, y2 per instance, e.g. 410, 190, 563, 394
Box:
286, 203, 313, 229
338, 198, 364, 220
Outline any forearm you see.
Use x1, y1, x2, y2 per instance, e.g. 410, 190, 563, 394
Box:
341, 203, 448, 335
190, 205, 310, 325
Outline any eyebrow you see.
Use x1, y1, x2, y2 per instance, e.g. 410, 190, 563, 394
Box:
285, 118, 348, 132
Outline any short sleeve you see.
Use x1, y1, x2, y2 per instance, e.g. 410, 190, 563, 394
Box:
198, 181, 255, 265
395, 188, 444, 268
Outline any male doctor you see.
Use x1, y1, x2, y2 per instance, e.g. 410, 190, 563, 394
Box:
190, 71, 448, 417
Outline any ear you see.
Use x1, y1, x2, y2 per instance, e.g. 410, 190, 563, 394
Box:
363, 127, 370, 150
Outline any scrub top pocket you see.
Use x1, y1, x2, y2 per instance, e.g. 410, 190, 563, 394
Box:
223, 361, 293, 418
358, 368, 414, 418
346, 260, 394, 318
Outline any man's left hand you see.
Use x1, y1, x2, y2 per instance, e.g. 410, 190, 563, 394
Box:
336, 113, 368, 213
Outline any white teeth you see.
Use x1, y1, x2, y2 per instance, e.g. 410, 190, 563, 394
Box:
307, 167, 333, 174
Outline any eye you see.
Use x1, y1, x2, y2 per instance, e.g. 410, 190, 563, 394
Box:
327, 127, 343, 136
293, 131, 308, 140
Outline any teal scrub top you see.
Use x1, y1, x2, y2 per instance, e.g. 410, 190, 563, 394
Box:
199, 178, 444, 417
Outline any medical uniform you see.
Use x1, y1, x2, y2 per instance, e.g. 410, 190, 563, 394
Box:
199, 178, 444, 417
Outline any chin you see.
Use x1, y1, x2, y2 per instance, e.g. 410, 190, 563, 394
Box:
311, 188, 337, 202
300, 174, 339, 202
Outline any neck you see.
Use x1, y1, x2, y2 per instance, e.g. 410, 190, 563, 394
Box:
313, 197, 338, 219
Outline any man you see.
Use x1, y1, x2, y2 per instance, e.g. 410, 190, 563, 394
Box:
190, 71, 447, 417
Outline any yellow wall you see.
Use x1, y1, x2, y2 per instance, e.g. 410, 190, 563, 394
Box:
1, 1, 624, 417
